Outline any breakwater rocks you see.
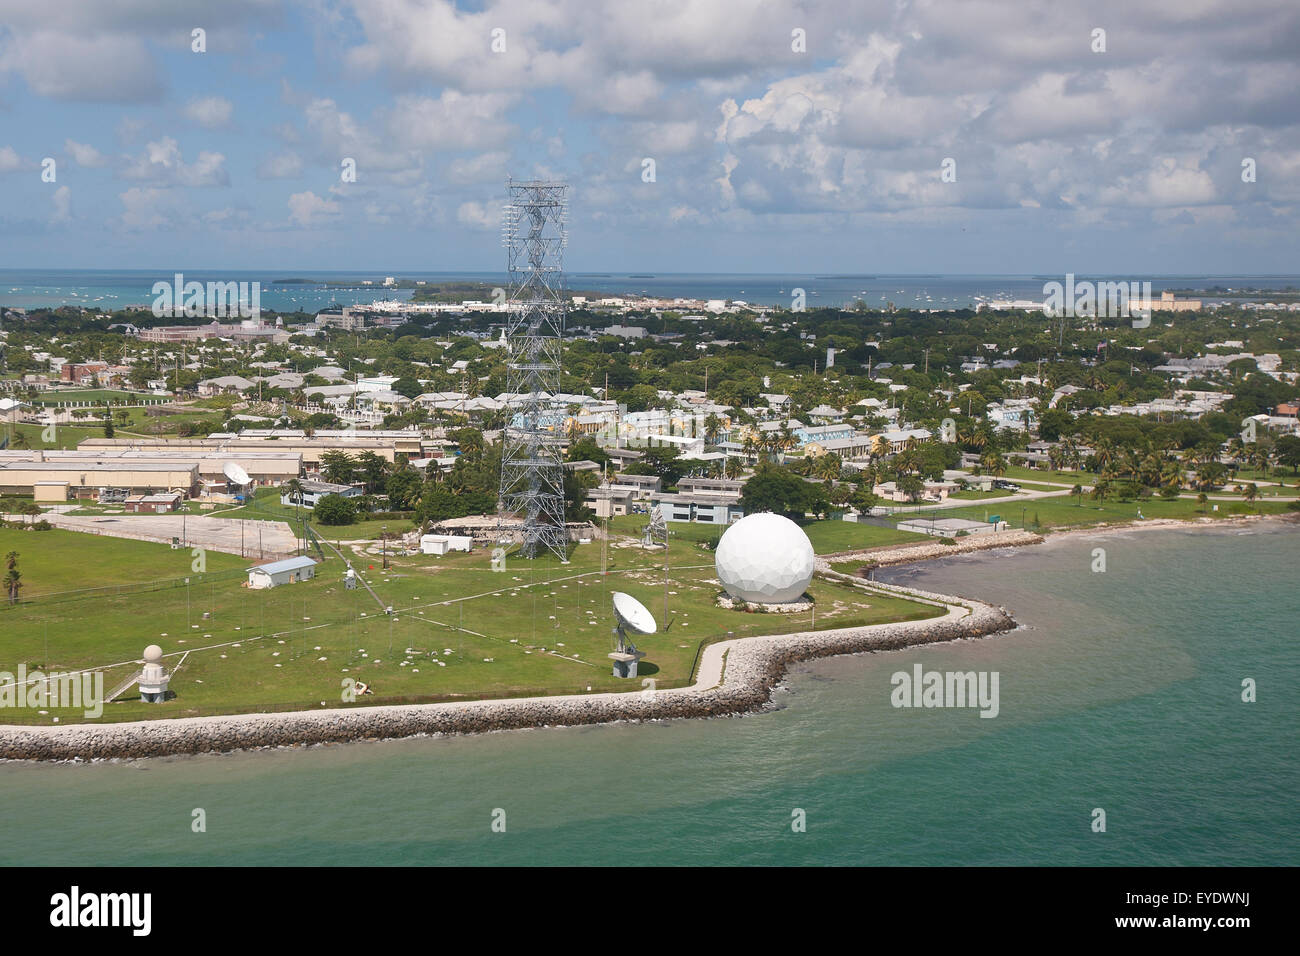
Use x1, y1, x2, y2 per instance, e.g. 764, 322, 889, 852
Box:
0, 583, 1015, 762
821, 530, 1044, 571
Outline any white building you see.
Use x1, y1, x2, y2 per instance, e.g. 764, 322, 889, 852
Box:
420, 534, 472, 555
247, 556, 318, 589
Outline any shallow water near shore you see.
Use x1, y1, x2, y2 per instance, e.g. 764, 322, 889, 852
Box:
1, 522, 1296, 865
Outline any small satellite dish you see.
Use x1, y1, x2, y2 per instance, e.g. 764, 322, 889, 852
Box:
222, 461, 251, 486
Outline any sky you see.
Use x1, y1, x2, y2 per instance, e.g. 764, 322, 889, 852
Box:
0, 0, 1297, 275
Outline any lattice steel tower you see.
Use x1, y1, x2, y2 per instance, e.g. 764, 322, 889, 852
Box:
497, 179, 569, 561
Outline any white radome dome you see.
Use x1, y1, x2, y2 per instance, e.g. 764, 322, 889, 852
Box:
715, 512, 815, 604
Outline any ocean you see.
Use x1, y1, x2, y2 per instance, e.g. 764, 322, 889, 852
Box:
2, 270, 1298, 313
0, 522, 1294, 866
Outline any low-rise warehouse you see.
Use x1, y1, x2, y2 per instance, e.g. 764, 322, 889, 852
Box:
0, 461, 199, 498
247, 556, 318, 589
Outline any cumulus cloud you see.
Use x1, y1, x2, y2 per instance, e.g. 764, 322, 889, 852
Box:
183, 96, 234, 129
456, 200, 500, 229
117, 187, 177, 230
51, 185, 72, 223
64, 140, 109, 167
288, 190, 341, 226
0, 32, 163, 102
0, 145, 22, 173
257, 151, 305, 179
122, 138, 230, 187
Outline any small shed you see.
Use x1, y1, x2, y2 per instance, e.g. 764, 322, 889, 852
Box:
124, 492, 182, 514
420, 534, 472, 556
247, 555, 318, 589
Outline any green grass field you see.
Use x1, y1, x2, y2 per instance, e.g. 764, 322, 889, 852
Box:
0, 527, 246, 599
892, 494, 1292, 530
607, 513, 928, 551
220, 486, 416, 540
0, 519, 942, 724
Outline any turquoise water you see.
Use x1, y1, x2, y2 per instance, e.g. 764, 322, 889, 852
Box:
2, 269, 1298, 312
1, 524, 1295, 865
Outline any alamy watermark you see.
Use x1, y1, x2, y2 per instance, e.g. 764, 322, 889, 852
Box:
890, 664, 999, 718
152, 272, 261, 320
0, 666, 104, 718
1042, 273, 1152, 328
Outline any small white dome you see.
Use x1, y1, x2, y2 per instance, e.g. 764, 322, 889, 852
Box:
715, 513, 815, 604
143, 644, 163, 663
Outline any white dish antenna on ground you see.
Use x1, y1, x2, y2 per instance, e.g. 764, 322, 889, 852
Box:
222, 461, 251, 486
611, 591, 656, 654
641, 505, 667, 548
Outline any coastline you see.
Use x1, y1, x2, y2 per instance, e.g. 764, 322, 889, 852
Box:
0, 579, 1013, 762
1, 513, 1290, 763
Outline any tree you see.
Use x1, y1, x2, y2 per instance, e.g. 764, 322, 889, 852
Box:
565, 436, 609, 466
103, 413, 114, 438
4, 551, 20, 606
392, 376, 423, 400
740, 465, 823, 519
704, 413, 722, 444
355, 450, 390, 493
1037, 408, 1075, 442
897, 474, 925, 502
1275, 435, 1300, 474
450, 427, 484, 459
385, 466, 423, 511
313, 493, 356, 526
850, 485, 880, 514
1070, 483, 1083, 506
564, 469, 598, 522
319, 450, 355, 485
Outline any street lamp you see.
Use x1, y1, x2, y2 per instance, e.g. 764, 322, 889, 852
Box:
382, 524, 388, 570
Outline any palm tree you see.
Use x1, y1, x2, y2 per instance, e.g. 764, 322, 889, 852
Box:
1160, 460, 1183, 492
1071, 483, 1083, 506
704, 412, 722, 444
1243, 483, 1258, 508
1196, 491, 1209, 514
285, 477, 304, 512
4, 551, 20, 606
723, 456, 743, 480
981, 451, 1008, 477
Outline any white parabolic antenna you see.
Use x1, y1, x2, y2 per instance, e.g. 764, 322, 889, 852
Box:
612, 591, 656, 636
223, 461, 251, 486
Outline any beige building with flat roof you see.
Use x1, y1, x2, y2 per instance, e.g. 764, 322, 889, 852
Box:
77, 434, 419, 467
1, 449, 301, 485
0, 461, 200, 497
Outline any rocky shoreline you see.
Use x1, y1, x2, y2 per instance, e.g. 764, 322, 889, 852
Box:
821, 529, 1045, 571
0, 579, 1014, 762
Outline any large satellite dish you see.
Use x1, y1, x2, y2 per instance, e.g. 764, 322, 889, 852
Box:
611, 591, 656, 657
641, 505, 667, 548
222, 461, 251, 486
612, 591, 656, 635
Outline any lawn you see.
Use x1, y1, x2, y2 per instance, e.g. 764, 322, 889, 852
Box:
607, 513, 930, 553
0, 519, 942, 723
891, 494, 1293, 531
219, 486, 417, 540
0, 526, 246, 600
